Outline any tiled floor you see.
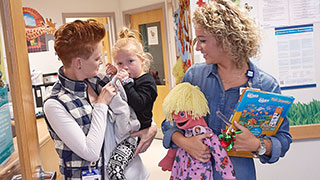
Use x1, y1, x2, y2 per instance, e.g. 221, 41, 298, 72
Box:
140, 138, 171, 180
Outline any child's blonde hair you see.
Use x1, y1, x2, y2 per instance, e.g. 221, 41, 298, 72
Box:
112, 27, 152, 72
162, 82, 210, 121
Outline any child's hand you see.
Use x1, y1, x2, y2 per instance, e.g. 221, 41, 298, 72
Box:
106, 63, 117, 77
117, 69, 129, 82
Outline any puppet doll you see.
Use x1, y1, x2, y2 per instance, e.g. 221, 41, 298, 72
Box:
158, 82, 236, 180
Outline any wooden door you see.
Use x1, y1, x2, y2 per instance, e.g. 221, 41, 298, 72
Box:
130, 8, 170, 127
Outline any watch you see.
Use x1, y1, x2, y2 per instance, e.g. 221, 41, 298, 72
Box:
253, 137, 266, 157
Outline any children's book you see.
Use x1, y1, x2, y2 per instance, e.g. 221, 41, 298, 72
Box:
226, 88, 295, 158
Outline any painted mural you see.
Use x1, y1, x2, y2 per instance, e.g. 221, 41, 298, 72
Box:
173, 0, 193, 84
287, 100, 320, 126
23, 7, 56, 53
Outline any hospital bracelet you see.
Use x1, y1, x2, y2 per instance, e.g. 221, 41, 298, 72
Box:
122, 78, 134, 85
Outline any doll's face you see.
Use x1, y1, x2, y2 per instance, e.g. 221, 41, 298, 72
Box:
173, 111, 207, 130
173, 112, 194, 129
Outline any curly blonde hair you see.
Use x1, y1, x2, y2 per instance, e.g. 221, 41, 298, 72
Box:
54, 19, 105, 67
112, 27, 152, 72
192, 0, 260, 68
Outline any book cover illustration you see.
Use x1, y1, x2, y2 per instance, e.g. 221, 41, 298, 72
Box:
226, 88, 295, 157
231, 89, 295, 137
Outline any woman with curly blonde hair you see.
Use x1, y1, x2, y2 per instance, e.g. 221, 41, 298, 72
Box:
162, 0, 292, 179
192, 0, 260, 69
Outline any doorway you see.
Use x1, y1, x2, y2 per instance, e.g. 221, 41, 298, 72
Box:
124, 6, 170, 128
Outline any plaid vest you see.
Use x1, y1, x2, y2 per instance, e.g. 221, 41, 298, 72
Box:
45, 67, 110, 179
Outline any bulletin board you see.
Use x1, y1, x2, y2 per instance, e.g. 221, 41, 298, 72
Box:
241, 0, 320, 139
190, 0, 320, 139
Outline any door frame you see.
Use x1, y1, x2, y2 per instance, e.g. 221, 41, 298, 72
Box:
0, 0, 42, 179
122, 2, 174, 89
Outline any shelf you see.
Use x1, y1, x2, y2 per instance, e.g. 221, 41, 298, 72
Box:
290, 124, 320, 140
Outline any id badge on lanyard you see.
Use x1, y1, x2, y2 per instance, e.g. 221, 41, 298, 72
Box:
240, 70, 259, 95
82, 166, 101, 180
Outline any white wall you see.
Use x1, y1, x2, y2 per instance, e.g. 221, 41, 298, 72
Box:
259, 23, 320, 104
255, 138, 320, 180
119, 0, 164, 11
22, 0, 123, 74
21, 0, 178, 81
22, 0, 122, 30
28, 40, 62, 74
255, 25, 319, 180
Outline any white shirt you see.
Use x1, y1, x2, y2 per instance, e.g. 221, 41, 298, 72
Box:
44, 97, 149, 180
44, 100, 108, 162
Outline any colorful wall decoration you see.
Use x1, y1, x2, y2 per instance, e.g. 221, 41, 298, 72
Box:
287, 100, 320, 126
173, 0, 193, 84
173, 0, 218, 84
23, 7, 56, 53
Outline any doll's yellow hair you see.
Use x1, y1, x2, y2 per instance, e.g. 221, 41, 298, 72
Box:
162, 82, 210, 121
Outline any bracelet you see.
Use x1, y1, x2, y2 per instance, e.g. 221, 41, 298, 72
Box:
122, 78, 133, 85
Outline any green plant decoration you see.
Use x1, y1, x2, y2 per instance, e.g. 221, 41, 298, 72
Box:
287, 99, 320, 126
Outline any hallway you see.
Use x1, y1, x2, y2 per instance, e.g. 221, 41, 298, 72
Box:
140, 138, 171, 180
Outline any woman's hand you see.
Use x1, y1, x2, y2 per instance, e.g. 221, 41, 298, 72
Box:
96, 82, 116, 105
233, 121, 272, 156
131, 125, 157, 157
232, 121, 260, 152
105, 63, 117, 77
172, 132, 212, 163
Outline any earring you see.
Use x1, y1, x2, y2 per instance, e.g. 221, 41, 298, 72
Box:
78, 59, 82, 70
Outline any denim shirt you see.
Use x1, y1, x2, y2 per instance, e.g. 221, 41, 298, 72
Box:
162, 62, 292, 180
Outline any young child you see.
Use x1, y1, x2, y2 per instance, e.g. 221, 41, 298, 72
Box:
159, 82, 236, 180
106, 75, 147, 180
106, 27, 158, 179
